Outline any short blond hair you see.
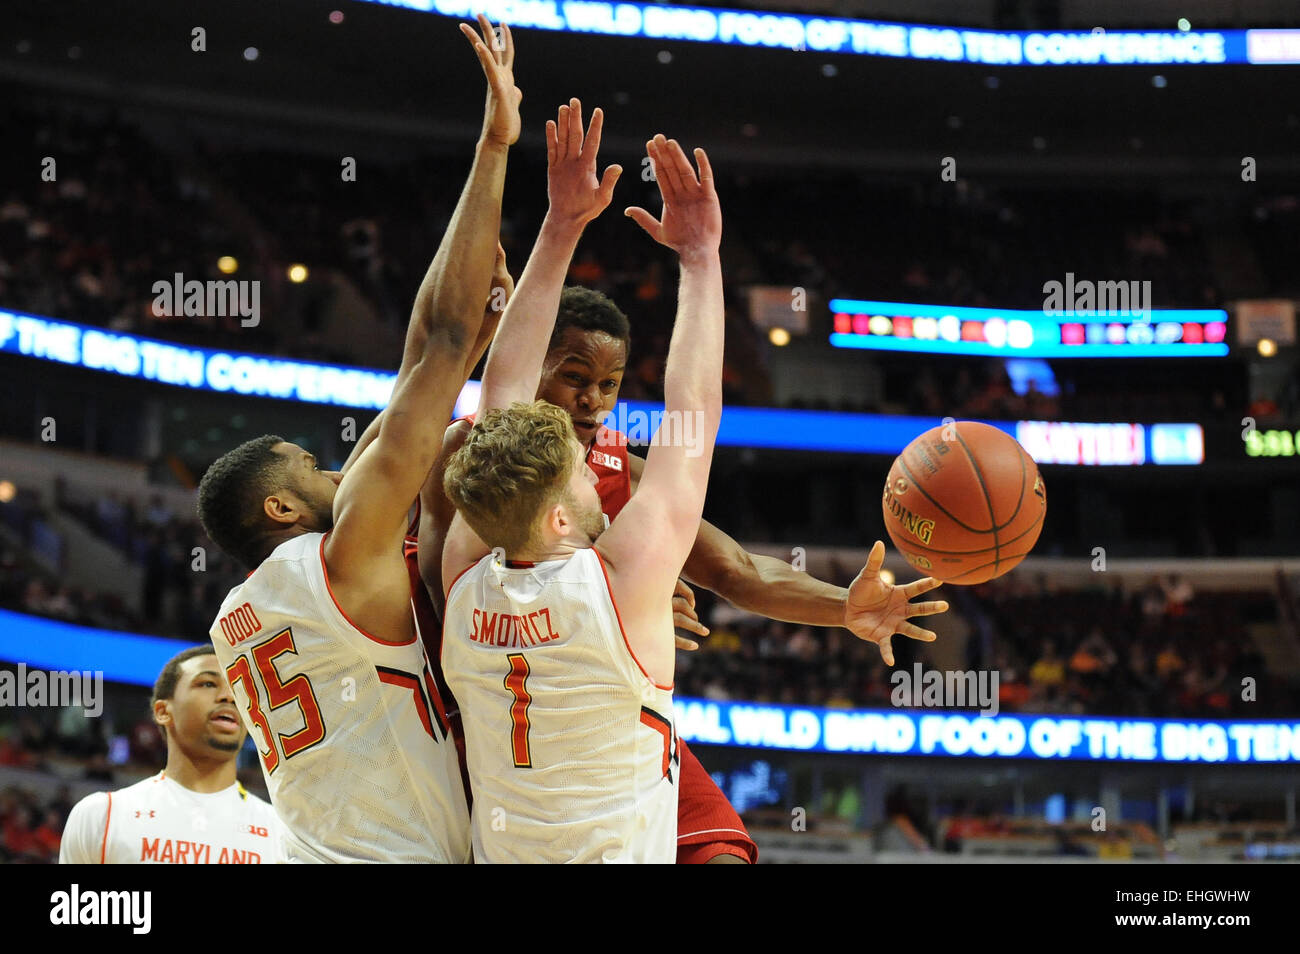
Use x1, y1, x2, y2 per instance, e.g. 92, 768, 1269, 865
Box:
445, 400, 579, 553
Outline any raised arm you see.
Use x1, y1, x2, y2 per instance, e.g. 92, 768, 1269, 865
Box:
477, 99, 621, 412
326, 16, 520, 627
625, 453, 949, 666
438, 99, 620, 591
340, 243, 513, 478
595, 136, 723, 686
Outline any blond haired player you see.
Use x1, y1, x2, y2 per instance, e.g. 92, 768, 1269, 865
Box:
60, 646, 282, 864
195, 15, 518, 862
439, 131, 722, 862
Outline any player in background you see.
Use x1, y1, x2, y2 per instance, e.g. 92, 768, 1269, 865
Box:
438, 131, 722, 862
60, 646, 282, 864
195, 15, 519, 862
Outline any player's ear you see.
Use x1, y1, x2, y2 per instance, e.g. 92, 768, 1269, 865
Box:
263, 492, 300, 526
547, 501, 569, 538
153, 698, 172, 729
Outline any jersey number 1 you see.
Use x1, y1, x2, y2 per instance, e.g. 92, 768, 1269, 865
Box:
226, 628, 326, 774
504, 653, 532, 768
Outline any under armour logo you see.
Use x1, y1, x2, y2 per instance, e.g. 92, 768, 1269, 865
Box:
134, 810, 156, 819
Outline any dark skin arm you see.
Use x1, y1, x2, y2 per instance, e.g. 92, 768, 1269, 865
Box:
340, 245, 513, 478
628, 453, 845, 624
627, 452, 948, 665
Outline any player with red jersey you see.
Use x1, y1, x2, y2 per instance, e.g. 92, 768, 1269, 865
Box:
404, 101, 949, 863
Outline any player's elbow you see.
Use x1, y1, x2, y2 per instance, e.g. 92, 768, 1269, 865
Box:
707, 546, 760, 603
422, 313, 476, 359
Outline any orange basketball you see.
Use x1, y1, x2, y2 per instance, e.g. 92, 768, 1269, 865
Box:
882, 421, 1046, 584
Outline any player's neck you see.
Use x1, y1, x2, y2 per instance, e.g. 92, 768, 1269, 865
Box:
513, 535, 590, 565
163, 747, 239, 794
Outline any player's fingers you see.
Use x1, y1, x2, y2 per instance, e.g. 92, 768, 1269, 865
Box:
906, 599, 949, 618
582, 106, 605, 162
502, 21, 515, 66
674, 612, 709, 637
674, 578, 696, 606
693, 147, 716, 191
545, 119, 558, 166
624, 206, 662, 239
460, 24, 495, 73
664, 138, 697, 190
648, 137, 681, 201
899, 622, 938, 642
597, 165, 623, 203
567, 98, 583, 159
555, 103, 570, 156
901, 575, 943, 597
657, 136, 691, 195
675, 634, 700, 652
865, 539, 885, 573
876, 635, 896, 667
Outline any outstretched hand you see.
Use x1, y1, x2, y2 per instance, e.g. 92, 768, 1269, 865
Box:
625, 135, 721, 262
461, 14, 521, 147
844, 541, 949, 666
546, 99, 622, 230
672, 578, 709, 651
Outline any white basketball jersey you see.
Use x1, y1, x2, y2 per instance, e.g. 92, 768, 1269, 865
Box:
208, 533, 470, 864
59, 773, 282, 864
443, 547, 678, 863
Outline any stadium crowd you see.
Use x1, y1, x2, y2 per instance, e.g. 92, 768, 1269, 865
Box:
4, 95, 1292, 419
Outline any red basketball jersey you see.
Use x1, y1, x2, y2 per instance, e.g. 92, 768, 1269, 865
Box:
593, 425, 757, 865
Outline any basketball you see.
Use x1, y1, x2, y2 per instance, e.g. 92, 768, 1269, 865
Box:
882, 421, 1046, 584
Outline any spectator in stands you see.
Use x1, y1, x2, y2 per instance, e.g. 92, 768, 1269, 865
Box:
1, 801, 41, 863
1029, 640, 1066, 699
1161, 574, 1194, 617
1069, 627, 1118, 683
1156, 641, 1186, 682
32, 809, 63, 862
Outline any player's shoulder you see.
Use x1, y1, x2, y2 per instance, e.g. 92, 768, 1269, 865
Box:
240, 787, 279, 820
66, 788, 111, 822
112, 771, 168, 802
445, 416, 474, 446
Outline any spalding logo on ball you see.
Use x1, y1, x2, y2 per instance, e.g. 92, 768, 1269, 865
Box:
882, 421, 1046, 584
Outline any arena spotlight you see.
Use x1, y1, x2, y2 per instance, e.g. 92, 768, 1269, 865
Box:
1177, 18, 1191, 32
0, 480, 15, 503
1258, 337, 1278, 357
217, 256, 238, 274
243, 47, 259, 62
329, 10, 345, 24
288, 264, 309, 283
769, 327, 791, 347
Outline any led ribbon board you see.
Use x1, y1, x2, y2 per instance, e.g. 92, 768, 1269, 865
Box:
0, 310, 398, 411
360, 2, 1300, 66
1, 310, 1201, 462
675, 697, 1300, 764
0, 614, 1289, 765
829, 300, 1229, 358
